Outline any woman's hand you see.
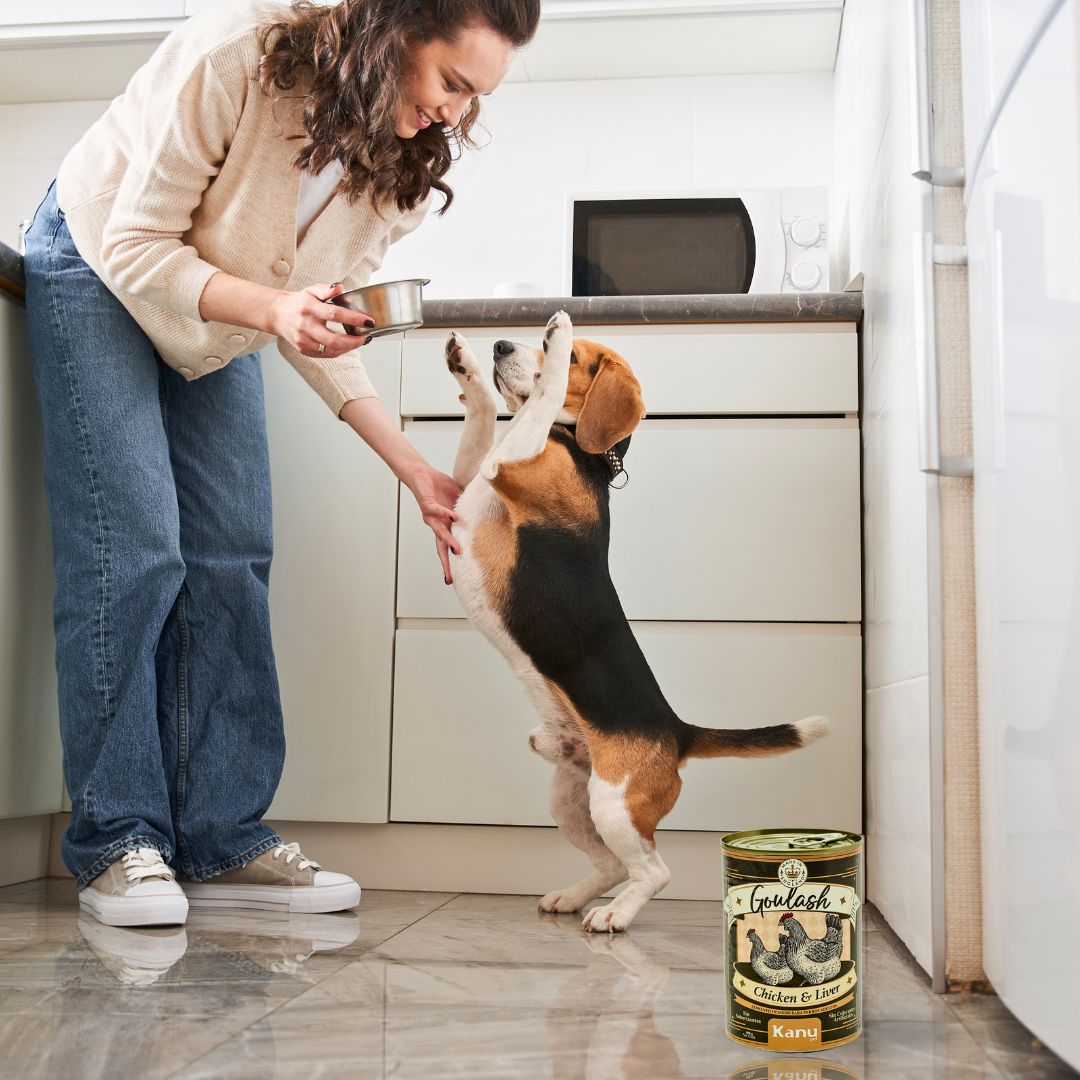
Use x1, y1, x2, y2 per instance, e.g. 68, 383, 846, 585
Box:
405, 461, 463, 583
269, 282, 376, 358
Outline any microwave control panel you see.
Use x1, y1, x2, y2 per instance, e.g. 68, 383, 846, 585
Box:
781, 187, 830, 292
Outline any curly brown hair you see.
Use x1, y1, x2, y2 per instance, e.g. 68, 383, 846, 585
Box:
258, 0, 539, 216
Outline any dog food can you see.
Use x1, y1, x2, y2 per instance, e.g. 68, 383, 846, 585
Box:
722, 828, 863, 1052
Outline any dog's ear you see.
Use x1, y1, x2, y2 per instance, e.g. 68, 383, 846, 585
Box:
575, 353, 645, 454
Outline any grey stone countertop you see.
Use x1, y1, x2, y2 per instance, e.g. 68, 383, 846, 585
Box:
0, 239, 861, 321
418, 292, 862, 325
0, 240, 24, 302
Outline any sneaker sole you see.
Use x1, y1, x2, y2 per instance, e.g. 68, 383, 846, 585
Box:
181, 881, 362, 914
78, 889, 189, 928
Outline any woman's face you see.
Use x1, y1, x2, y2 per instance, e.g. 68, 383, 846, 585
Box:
396, 23, 514, 138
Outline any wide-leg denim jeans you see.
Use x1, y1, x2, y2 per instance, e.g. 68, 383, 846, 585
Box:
22, 180, 286, 890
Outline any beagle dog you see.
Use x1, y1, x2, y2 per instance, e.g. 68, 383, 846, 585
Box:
444, 311, 828, 933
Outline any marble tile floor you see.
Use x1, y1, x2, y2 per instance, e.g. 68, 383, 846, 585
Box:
0, 879, 1075, 1079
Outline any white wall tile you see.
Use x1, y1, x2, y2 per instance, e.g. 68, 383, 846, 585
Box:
9, 100, 109, 159
692, 74, 834, 189
0, 99, 109, 249
382, 71, 834, 298
862, 351, 931, 690
865, 676, 934, 973
834, 0, 934, 973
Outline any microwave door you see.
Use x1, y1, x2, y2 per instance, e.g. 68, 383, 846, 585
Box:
739, 190, 786, 293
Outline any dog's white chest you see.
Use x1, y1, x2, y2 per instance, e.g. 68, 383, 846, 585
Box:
449, 478, 503, 620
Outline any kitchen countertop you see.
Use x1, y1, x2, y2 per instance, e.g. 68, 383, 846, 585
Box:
0, 240, 24, 303
418, 292, 861, 325
0, 239, 861, 321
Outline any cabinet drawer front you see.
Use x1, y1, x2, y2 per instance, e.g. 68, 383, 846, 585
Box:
398, 419, 861, 621
390, 624, 861, 832
261, 339, 402, 823
401, 323, 857, 417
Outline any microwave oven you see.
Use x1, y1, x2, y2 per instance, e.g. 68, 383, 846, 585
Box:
565, 187, 829, 296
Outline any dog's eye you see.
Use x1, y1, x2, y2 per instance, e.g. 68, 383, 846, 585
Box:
570, 351, 577, 365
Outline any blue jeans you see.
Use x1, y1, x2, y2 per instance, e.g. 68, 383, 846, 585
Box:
22, 180, 286, 889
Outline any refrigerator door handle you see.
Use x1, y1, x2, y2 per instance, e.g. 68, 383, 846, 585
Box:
908, 0, 933, 182
913, 227, 975, 477
990, 229, 1007, 472
913, 228, 942, 474
908, 0, 966, 187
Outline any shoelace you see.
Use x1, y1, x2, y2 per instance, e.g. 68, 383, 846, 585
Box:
121, 848, 176, 884
271, 842, 321, 871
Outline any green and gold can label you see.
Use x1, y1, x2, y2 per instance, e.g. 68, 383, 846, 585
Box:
722, 829, 863, 1052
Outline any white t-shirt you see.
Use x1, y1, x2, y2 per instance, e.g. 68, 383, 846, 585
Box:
296, 160, 346, 241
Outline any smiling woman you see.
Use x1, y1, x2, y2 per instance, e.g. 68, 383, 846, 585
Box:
17, 0, 539, 933
258, 0, 538, 214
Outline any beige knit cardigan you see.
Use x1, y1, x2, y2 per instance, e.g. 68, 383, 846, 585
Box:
56, 0, 432, 417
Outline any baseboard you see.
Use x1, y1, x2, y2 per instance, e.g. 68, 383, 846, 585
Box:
46, 814, 730, 900
0, 815, 52, 887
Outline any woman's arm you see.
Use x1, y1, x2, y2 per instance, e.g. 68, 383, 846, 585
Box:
339, 397, 463, 582
199, 272, 374, 358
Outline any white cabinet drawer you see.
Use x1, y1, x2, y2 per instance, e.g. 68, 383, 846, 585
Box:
398, 419, 861, 621
390, 623, 861, 832
401, 323, 857, 417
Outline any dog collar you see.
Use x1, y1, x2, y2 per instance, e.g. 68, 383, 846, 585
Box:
601, 447, 626, 486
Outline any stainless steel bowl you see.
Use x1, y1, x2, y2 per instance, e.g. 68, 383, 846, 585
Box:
329, 277, 431, 339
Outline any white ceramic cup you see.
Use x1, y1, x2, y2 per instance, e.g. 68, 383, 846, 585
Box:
492, 281, 546, 298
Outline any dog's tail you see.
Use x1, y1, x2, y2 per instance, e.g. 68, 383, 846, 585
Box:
680, 715, 829, 761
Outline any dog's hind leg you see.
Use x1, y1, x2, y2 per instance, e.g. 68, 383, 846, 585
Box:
580, 748, 682, 933
445, 331, 499, 487
538, 763, 628, 914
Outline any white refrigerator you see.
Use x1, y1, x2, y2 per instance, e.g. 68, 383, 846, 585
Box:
963, 0, 1080, 1066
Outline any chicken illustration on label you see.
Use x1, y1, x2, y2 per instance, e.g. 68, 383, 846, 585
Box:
740, 912, 847, 987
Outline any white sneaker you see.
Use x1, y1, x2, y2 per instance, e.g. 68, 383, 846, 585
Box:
180, 841, 361, 913
77, 915, 188, 985
78, 848, 188, 927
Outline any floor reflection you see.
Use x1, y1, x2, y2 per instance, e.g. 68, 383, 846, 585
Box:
544, 927, 683, 1078
0, 882, 1074, 1078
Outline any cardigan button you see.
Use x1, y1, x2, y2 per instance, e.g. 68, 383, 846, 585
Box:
228, 334, 246, 346
205, 356, 223, 367
177, 366, 195, 379
273, 259, 291, 277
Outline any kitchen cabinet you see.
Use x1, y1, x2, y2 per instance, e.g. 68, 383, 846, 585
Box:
0, 292, 63, 819
398, 419, 861, 622
392, 321, 862, 835
259, 337, 402, 823
0, 3, 183, 26
391, 623, 861, 832
401, 323, 858, 418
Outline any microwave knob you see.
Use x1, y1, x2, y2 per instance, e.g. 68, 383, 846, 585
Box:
790, 216, 823, 247
790, 261, 822, 290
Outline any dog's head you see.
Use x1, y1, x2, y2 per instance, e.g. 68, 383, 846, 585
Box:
491, 335, 645, 454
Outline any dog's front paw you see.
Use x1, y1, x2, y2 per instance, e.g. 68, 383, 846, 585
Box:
446, 331, 496, 412
543, 310, 572, 355
539, 310, 573, 391
445, 331, 478, 378
582, 901, 631, 934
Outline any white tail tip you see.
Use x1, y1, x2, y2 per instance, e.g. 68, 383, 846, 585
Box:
795, 715, 830, 746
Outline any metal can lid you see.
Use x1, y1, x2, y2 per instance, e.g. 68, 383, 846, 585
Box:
722, 828, 863, 855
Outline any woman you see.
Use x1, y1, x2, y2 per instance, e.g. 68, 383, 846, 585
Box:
21, 0, 539, 928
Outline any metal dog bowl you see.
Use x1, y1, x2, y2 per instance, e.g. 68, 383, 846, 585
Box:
330, 277, 431, 339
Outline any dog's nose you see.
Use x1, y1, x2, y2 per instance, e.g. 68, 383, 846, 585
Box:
493, 339, 514, 358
